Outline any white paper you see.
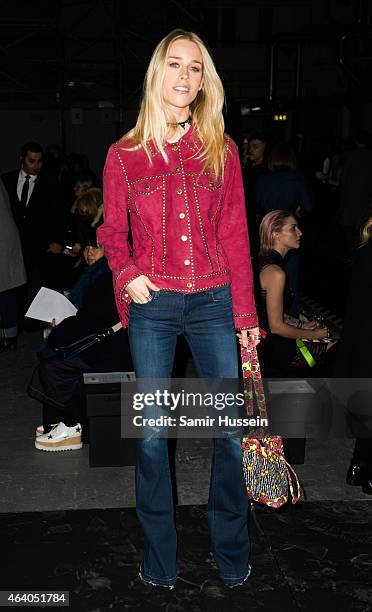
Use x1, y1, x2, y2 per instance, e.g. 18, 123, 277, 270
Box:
25, 287, 77, 324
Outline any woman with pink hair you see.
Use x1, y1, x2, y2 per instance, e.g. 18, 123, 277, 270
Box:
257, 210, 328, 375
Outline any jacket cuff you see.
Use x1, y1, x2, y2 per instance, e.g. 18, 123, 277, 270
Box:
115, 264, 143, 304
233, 312, 259, 330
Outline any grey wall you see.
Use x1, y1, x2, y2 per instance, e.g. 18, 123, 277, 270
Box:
0, 110, 60, 174
0, 108, 118, 178
63, 108, 117, 177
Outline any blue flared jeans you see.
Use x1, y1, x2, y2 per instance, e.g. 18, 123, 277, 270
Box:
128, 286, 250, 587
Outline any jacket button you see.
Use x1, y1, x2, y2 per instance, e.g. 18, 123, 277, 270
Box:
176, 188, 183, 195
184, 259, 190, 266
174, 166, 180, 173
173, 145, 179, 152
179, 212, 185, 219
186, 282, 193, 288
181, 235, 187, 241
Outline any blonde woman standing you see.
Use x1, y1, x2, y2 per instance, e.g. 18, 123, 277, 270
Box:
97, 29, 259, 589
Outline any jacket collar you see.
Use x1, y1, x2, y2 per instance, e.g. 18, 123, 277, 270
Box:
117, 124, 202, 159
147, 124, 201, 158
167, 123, 200, 149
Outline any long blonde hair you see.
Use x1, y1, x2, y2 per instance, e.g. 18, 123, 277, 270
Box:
360, 216, 372, 247
123, 29, 226, 177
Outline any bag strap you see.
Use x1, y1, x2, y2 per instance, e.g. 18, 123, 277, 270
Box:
296, 339, 316, 367
241, 343, 301, 505
241, 343, 267, 420
284, 458, 301, 504
59, 321, 123, 359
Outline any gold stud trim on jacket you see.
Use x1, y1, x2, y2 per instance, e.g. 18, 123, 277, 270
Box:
115, 264, 139, 283
131, 199, 155, 274
191, 181, 214, 273
177, 147, 195, 278
113, 142, 131, 189
145, 269, 229, 280
136, 281, 230, 294
131, 173, 172, 183
162, 176, 167, 272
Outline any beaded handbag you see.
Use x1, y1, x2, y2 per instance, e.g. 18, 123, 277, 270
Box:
241, 344, 300, 508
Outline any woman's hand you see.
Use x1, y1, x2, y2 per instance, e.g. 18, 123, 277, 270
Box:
311, 326, 329, 340
302, 321, 319, 330
126, 275, 160, 304
236, 327, 261, 348
301, 320, 329, 339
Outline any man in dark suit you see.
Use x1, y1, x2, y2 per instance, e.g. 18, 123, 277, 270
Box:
2, 141, 66, 296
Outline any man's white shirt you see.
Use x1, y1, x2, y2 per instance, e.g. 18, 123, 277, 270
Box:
17, 168, 37, 206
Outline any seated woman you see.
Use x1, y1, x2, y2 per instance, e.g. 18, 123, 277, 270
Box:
59, 188, 104, 289
28, 232, 132, 451
257, 210, 329, 376
69, 187, 103, 255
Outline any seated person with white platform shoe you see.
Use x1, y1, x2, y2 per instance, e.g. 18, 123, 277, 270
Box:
28, 231, 132, 451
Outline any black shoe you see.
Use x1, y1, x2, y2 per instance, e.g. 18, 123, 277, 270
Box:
0, 337, 17, 354
346, 461, 366, 486
362, 478, 372, 495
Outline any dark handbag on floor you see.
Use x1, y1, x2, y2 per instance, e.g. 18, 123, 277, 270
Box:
51, 322, 122, 360
241, 343, 301, 508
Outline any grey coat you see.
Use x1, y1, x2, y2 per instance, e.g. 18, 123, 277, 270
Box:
0, 178, 26, 292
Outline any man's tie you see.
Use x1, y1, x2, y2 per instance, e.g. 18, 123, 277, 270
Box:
20, 174, 30, 207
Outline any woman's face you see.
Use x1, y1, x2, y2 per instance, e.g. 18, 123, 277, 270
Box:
275, 217, 302, 250
83, 245, 104, 266
74, 181, 90, 197
162, 38, 203, 117
249, 139, 266, 162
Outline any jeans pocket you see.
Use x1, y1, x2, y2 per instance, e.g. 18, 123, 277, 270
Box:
210, 286, 232, 303
132, 289, 161, 306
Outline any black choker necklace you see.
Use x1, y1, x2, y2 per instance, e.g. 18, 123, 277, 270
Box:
167, 116, 192, 129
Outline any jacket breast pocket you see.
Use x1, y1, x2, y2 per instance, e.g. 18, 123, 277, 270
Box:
129, 177, 164, 232
194, 174, 223, 221
194, 174, 222, 193
131, 177, 163, 198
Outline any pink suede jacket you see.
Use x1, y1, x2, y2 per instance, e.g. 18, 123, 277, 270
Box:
97, 126, 258, 330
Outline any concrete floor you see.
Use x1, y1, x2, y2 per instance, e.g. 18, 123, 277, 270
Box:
0, 329, 370, 514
